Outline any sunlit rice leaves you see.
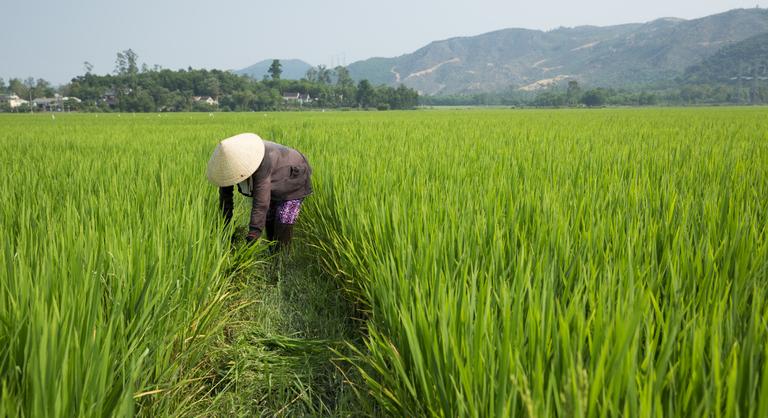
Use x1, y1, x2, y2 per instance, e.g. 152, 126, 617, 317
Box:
297, 108, 768, 417
0, 114, 265, 416
0, 109, 766, 417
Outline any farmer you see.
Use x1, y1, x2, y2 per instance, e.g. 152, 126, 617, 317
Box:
206, 133, 312, 249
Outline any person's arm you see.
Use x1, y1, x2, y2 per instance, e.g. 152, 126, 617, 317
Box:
219, 186, 234, 225
247, 159, 272, 241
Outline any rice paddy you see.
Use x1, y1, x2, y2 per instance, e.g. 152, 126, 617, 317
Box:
1, 108, 766, 417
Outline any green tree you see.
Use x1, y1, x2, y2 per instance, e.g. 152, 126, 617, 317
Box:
28, 56, 422, 112
123, 89, 156, 112
679, 85, 705, 104
533, 91, 566, 107
268, 59, 282, 81
0, 77, 6, 94
316, 65, 332, 85
304, 67, 318, 82
151, 87, 172, 110
205, 76, 221, 99
334, 66, 353, 88
581, 89, 607, 107
395, 84, 419, 109
62, 98, 81, 111
356, 79, 375, 108
253, 85, 280, 111
167, 90, 189, 111
566, 80, 581, 106
334, 67, 356, 107
115, 49, 139, 75
24, 78, 35, 105
231, 90, 255, 111
33, 79, 54, 98
638, 92, 657, 106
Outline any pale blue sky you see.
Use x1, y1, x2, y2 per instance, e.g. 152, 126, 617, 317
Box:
1, 0, 764, 84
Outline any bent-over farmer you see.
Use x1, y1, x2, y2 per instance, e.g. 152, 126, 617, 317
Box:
206, 133, 312, 249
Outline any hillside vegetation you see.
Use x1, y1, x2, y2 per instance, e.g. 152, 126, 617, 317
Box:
347, 8, 768, 95
684, 32, 768, 83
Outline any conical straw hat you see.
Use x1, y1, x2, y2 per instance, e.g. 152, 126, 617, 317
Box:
207, 133, 266, 187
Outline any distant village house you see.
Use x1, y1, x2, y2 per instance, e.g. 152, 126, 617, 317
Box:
0, 94, 29, 109
282, 92, 313, 105
30, 95, 81, 111
192, 96, 219, 106
101, 89, 118, 106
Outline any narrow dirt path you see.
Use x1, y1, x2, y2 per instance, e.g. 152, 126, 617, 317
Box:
199, 242, 362, 416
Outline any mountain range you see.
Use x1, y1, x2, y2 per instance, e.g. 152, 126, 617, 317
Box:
237, 8, 768, 96
683, 32, 768, 83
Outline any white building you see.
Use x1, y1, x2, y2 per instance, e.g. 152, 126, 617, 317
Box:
282, 92, 313, 105
0, 94, 29, 109
192, 96, 218, 106
31, 95, 82, 111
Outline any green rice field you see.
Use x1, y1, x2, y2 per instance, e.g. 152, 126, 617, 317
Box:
1, 108, 767, 417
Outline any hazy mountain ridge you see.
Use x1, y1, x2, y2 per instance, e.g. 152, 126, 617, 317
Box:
347, 8, 768, 95
683, 32, 768, 83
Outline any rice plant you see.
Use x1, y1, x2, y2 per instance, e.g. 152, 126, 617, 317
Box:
298, 108, 768, 417
1, 108, 766, 417
0, 114, 264, 416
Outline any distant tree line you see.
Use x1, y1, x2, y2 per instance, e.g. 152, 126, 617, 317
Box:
6, 49, 768, 112
0, 51, 419, 112
421, 79, 768, 107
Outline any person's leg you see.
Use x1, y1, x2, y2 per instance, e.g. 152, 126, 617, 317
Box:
265, 203, 277, 241
273, 199, 303, 251
273, 223, 294, 249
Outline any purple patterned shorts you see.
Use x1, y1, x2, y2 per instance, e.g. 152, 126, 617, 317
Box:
275, 199, 303, 225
